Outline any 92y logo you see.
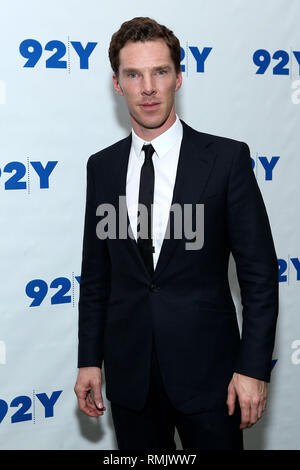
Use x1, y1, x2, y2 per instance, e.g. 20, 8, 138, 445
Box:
0, 390, 62, 424
26, 274, 80, 307
278, 257, 300, 283
253, 49, 300, 75
19, 39, 97, 70
180, 46, 212, 74
0, 160, 57, 192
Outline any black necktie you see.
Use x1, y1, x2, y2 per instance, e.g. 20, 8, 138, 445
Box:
137, 144, 155, 275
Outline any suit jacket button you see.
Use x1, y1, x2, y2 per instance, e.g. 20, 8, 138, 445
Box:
150, 284, 160, 292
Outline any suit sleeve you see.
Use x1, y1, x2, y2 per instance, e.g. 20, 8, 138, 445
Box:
227, 142, 279, 382
77, 155, 111, 368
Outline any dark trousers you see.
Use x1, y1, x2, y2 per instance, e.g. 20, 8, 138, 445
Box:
110, 335, 244, 450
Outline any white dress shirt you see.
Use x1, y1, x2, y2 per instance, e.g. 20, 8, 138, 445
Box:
126, 114, 183, 269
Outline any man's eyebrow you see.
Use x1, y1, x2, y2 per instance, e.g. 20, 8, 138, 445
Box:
122, 68, 139, 74
152, 64, 172, 70
122, 64, 172, 74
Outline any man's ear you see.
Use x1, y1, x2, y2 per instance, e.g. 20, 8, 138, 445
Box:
175, 69, 182, 92
112, 73, 124, 96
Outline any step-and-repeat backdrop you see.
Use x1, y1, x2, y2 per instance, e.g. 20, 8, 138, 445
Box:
0, 0, 299, 450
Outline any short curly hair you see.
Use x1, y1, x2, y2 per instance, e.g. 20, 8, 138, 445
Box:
109, 17, 181, 77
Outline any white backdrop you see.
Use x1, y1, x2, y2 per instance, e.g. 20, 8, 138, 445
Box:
0, 0, 299, 450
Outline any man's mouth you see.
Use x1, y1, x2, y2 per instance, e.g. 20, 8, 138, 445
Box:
140, 102, 160, 110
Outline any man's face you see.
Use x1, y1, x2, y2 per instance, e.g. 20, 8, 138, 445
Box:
113, 39, 182, 132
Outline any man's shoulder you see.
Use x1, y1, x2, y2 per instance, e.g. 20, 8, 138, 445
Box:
87, 133, 131, 169
181, 119, 247, 154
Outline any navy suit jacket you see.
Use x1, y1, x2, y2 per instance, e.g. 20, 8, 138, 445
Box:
77, 119, 278, 413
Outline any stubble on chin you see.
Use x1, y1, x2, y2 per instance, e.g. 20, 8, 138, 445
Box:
130, 109, 171, 131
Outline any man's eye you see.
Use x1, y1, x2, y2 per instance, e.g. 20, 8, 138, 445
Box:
157, 70, 167, 75
128, 73, 137, 78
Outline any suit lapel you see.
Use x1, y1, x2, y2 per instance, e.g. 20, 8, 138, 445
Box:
153, 120, 217, 279
113, 120, 217, 280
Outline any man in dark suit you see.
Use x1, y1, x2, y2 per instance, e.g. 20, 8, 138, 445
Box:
74, 17, 278, 450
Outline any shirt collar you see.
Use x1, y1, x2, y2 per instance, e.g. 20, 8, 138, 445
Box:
131, 114, 183, 160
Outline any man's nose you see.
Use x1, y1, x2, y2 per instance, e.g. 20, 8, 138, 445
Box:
141, 75, 156, 95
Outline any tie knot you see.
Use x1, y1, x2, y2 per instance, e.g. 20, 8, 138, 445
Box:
142, 144, 155, 161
